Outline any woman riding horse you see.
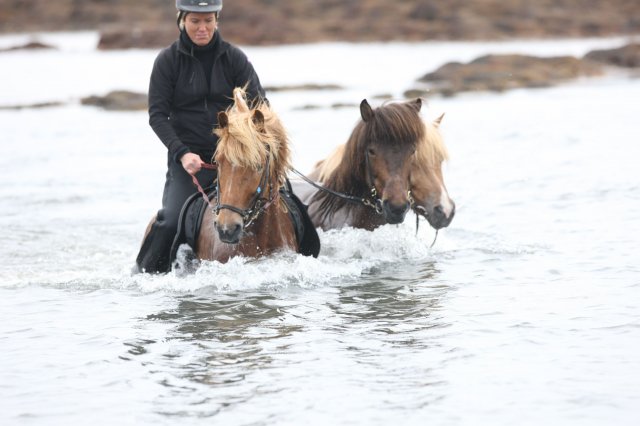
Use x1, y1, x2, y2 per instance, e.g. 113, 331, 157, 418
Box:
135, 0, 265, 273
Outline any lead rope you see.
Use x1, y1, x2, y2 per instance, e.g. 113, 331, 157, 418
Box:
191, 162, 218, 209
289, 167, 382, 212
414, 205, 438, 248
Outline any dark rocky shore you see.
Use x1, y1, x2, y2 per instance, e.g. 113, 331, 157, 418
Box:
1, 0, 639, 48
405, 43, 640, 98
1, 1, 639, 109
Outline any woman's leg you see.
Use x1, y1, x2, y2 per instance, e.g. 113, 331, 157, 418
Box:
135, 155, 215, 273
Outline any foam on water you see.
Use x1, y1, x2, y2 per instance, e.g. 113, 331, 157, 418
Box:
124, 220, 445, 294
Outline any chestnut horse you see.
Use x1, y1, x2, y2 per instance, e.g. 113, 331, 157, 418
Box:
301, 98, 424, 230
305, 112, 455, 230
195, 88, 315, 262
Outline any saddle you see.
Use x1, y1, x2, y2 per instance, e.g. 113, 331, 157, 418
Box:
169, 185, 320, 264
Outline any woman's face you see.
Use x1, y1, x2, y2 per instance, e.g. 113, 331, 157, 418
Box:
184, 12, 217, 46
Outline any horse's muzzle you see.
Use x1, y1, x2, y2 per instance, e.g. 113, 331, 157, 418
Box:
427, 201, 456, 229
382, 200, 410, 224
216, 222, 243, 244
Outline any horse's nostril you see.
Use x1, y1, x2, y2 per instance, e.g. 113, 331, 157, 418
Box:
382, 201, 410, 225
384, 200, 409, 215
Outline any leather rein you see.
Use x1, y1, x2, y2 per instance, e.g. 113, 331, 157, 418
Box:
289, 151, 388, 214
289, 155, 440, 246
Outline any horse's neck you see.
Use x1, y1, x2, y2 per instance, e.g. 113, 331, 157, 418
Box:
327, 163, 367, 194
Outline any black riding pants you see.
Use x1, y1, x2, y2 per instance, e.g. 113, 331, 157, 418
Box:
136, 154, 217, 273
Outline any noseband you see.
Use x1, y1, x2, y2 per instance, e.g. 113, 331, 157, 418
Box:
214, 148, 277, 228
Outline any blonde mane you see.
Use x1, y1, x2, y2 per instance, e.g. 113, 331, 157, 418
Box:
316, 144, 346, 182
214, 88, 291, 187
416, 115, 449, 168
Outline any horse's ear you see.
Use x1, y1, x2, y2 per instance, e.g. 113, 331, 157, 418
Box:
433, 113, 445, 127
411, 97, 423, 112
218, 111, 229, 129
360, 99, 374, 122
252, 109, 265, 131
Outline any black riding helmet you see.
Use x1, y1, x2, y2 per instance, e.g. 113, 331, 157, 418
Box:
176, 0, 222, 28
176, 0, 223, 12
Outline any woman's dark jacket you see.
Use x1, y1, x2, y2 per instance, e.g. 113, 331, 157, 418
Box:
148, 32, 265, 163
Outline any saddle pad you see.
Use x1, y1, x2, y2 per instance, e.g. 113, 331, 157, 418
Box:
169, 187, 215, 264
280, 188, 320, 258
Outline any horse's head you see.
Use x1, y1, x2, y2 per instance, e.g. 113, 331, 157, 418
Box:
410, 114, 456, 229
212, 88, 290, 244
354, 98, 423, 224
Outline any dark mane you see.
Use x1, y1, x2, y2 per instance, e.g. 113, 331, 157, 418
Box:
312, 100, 424, 219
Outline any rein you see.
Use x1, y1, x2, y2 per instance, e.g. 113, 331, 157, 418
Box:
289, 166, 384, 214
414, 205, 439, 248
192, 162, 218, 209
290, 166, 438, 246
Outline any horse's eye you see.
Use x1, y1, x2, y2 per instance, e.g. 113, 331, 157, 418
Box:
368, 148, 376, 156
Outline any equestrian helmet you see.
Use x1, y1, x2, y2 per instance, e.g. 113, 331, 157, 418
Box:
176, 0, 223, 13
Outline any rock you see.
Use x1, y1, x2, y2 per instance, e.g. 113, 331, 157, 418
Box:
81, 90, 147, 111
330, 102, 358, 109
0, 101, 64, 110
97, 27, 178, 50
0, 41, 55, 52
406, 54, 604, 97
371, 93, 394, 100
4, 1, 640, 47
584, 43, 640, 68
264, 84, 344, 92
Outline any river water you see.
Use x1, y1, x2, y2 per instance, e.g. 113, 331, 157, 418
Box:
1, 33, 639, 425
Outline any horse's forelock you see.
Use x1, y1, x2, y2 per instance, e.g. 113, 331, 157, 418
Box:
324, 101, 424, 197
367, 102, 424, 149
215, 103, 291, 186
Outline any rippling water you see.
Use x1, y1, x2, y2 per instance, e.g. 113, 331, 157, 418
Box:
1, 33, 640, 425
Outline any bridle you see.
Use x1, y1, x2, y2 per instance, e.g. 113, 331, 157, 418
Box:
289, 150, 414, 215
362, 150, 385, 214
289, 150, 387, 215
213, 147, 279, 228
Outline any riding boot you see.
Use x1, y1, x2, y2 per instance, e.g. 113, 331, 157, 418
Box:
135, 154, 216, 274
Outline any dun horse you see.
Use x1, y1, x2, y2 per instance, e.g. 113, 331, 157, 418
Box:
301, 98, 426, 230
305, 110, 455, 230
